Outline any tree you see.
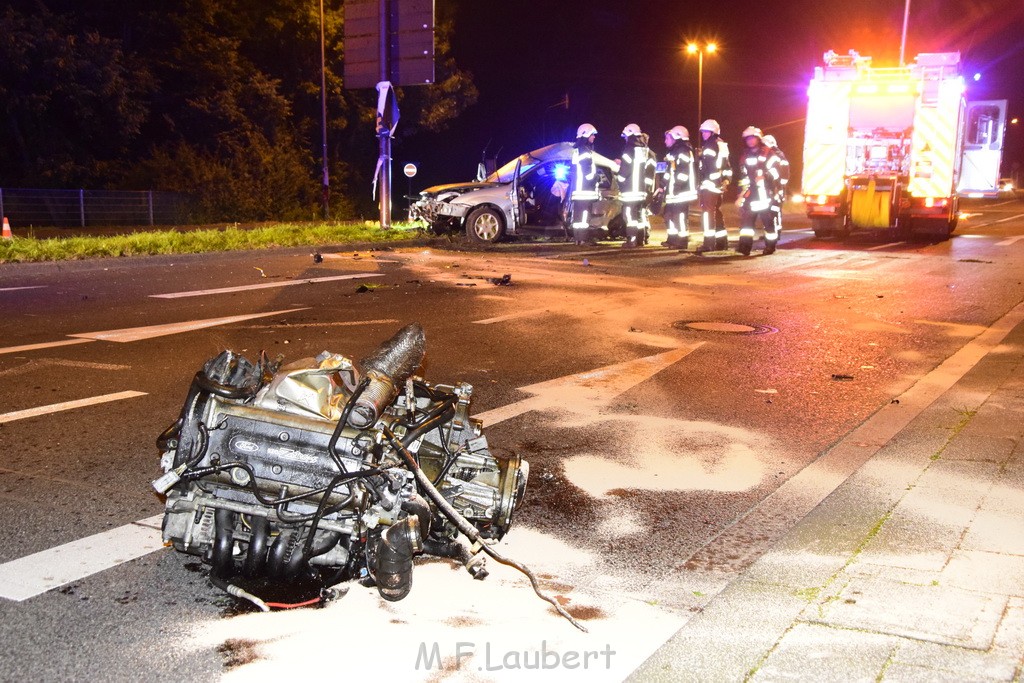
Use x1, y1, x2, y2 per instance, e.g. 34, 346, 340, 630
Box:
0, 1, 479, 221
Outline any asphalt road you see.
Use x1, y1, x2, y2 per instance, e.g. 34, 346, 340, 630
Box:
1, 197, 1023, 680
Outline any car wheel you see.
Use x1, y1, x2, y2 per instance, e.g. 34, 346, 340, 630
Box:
466, 207, 505, 243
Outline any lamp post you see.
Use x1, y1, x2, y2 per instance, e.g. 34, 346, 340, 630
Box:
319, 0, 329, 219
686, 41, 717, 124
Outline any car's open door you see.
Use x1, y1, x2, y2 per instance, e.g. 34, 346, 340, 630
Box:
508, 159, 524, 231
958, 100, 1007, 197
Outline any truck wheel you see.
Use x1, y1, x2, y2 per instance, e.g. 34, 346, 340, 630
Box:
466, 207, 505, 243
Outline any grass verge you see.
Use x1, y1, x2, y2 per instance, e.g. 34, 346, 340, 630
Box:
0, 221, 426, 264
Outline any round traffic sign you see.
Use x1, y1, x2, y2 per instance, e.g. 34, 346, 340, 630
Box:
403, 163, 418, 178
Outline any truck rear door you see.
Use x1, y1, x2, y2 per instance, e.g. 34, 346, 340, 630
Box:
958, 100, 1007, 197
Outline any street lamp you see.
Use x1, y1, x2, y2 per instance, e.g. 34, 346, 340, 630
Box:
686, 42, 717, 124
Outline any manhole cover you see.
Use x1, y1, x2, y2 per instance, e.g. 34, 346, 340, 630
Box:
673, 321, 778, 335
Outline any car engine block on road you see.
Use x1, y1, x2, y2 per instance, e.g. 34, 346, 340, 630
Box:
154, 323, 528, 606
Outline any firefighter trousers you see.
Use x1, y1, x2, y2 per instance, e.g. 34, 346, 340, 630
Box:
663, 202, 691, 247
738, 204, 777, 256
621, 202, 648, 248
572, 199, 598, 243
699, 190, 727, 251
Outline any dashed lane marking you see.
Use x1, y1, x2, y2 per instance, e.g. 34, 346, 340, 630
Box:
149, 273, 382, 298
68, 309, 310, 343
0, 345, 700, 601
974, 212, 1024, 231
0, 286, 46, 293
866, 241, 905, 251
1, 309, 308, 355
0, 339, 95, 356
472, 308, 550, 325
995, 235, 1024, 247
0, 515, 164, 601
237, 318, 399, 330
0, 390, 147, 425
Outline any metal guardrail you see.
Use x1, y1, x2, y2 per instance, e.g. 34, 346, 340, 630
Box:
0, 188, 191, 227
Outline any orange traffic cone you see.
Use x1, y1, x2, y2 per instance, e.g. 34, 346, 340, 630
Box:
1, 217, 11, 240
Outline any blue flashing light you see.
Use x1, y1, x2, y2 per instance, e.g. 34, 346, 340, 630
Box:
553, 163, 570, 182
973, 72, 982, 81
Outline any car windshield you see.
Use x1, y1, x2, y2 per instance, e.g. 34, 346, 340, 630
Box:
487, 153, 541, 183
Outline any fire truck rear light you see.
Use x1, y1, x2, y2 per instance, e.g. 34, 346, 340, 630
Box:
816, 195, 828, 205
925, 197, 934, 208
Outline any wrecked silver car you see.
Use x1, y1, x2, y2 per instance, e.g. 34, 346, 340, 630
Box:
154, 324, 530, 609
411, 142, 623, 243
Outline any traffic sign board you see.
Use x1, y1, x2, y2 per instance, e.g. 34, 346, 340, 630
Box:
403, 163, 418, 178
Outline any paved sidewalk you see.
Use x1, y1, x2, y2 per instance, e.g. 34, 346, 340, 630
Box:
631, 318, 1024, 681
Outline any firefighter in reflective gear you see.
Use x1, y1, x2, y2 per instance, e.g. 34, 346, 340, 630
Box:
736, 126, 782, 256
570, 123, 619, 244
616, 123, 657, 247
762, 134, 790, 236
659, 126, 698, 249
697, 119, 733, 251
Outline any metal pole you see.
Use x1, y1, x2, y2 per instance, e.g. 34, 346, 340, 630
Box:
378, 0, 392, 229
0, 188, 4, 220
79, 189, 85, 227
319, 0, 330, 219
148, 190, 154, 226
697, 50, 703, 124
899, 0, 911, 66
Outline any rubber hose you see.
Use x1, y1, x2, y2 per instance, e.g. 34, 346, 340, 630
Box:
374, 517, 420, 602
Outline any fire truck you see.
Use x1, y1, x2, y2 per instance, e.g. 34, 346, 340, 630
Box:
801, 50, 1007, 240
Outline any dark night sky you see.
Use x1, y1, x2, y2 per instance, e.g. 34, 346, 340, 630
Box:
401, 0, 1024, 191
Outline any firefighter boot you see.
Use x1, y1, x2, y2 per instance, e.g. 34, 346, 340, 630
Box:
737, 235, 753, 256
678, 235, 690, 251
624, 225, 642, 248
763, 232, 778, 255
715, 233, 728, 251
573, 227, 589, 245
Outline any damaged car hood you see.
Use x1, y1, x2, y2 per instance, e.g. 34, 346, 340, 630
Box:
421, 181, 503, 197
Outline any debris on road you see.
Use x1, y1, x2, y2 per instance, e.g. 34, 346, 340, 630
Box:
254, 266, 267, 278
489, 274, 513, 286
831, 374, 855, 381
312, 252, 323, 264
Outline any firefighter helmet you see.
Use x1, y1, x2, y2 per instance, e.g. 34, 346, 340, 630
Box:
741, 126, 763, 140
576, 123, 598, 139
666, 125, 690, 141
762, 134, 778, 148
699, 119, 720, 135
621, 123, 643, 138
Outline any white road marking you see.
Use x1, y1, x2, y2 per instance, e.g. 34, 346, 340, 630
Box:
974, 212, 1024, 230
0, 345, 701, 601
0, 338, 95, 356
238, 318, 399, 330
995, 235, 1024, 247
0, 390, 146, 425
476, 344, 702, 425
472, 308, 550, 325
150, 273, 382, 298
0, 286, 46, 293
0, 515, 164, 601
866, 241, 905, 251
68, 308, 308, 343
